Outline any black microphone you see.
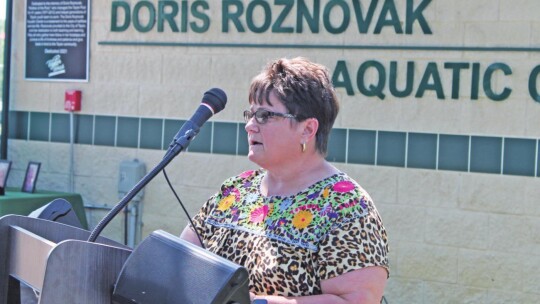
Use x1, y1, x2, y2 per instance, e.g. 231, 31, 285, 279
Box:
88, 88, 227, 243
168, 88, 227, 152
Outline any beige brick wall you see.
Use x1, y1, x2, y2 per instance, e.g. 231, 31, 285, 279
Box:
6, 0, 540, 302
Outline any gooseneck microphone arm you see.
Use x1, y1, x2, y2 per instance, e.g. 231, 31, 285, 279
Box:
87, 88, 227, 243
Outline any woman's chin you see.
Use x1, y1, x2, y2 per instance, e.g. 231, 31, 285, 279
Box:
247, 152, 257, 162
247, 153, 264, 167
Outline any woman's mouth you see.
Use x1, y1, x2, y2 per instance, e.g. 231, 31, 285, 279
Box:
249, 139, 263, 146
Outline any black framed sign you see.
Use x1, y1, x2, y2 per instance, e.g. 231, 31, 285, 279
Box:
22, 161, 41, 193
0, 160, 12, 195
25, 0, 90, 81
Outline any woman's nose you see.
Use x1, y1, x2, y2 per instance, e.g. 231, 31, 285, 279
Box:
244, 117, 258, 133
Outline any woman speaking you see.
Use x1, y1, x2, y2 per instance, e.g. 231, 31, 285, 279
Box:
181, 57, 389, 303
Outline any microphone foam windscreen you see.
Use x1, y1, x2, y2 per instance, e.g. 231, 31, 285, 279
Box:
204, 88, 227, 113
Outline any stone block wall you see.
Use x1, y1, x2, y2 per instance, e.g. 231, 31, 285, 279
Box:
5, 0, 540, 302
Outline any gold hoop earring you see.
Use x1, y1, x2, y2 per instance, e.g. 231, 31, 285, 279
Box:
301, 142, 306, 152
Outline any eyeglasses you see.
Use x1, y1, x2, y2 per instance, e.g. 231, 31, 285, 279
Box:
243, 109, 297, 124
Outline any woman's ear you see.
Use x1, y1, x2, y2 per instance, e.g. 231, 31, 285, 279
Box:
301, 118, 319, 141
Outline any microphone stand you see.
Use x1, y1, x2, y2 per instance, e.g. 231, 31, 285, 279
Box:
87, 128, 199, 243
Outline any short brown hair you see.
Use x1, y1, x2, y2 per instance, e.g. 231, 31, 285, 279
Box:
248, 57, 339, 155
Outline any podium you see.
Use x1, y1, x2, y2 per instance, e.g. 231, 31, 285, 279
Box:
0, 215, 250, 304
0, 214, 131, 303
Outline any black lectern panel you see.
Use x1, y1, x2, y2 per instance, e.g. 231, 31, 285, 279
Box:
28, 198, 83, 229
0, 215, 132, 304
112, 230, 250, 304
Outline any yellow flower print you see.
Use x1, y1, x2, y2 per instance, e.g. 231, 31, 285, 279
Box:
217, 195, 235, 211
322, 187, 330, 198
292, 210, 313, 229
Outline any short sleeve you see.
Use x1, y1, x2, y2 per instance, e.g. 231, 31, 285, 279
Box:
317, 207, 389, 280
189, 170, 260, 246
189, 193, 219, 243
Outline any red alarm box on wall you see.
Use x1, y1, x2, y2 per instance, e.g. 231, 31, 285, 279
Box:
64, 90, 82, 112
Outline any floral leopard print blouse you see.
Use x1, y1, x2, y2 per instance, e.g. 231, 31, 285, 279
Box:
191, 169, 389, 297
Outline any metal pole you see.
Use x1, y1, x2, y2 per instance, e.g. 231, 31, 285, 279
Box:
69, 112, 74, 192
127, 201, 139, 247
1, 0, 13, 159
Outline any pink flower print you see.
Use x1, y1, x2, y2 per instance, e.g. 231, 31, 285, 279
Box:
333, 181, 355, 193
250, 205, 269, 223
239, 170, 255, 178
